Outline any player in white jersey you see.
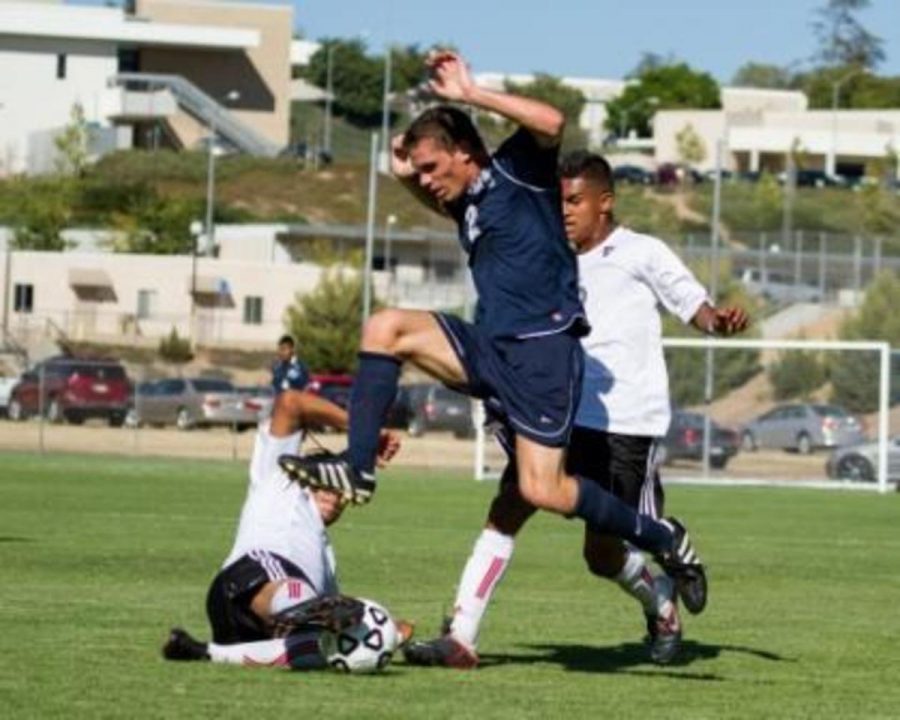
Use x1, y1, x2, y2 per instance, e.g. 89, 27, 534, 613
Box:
405, 151, 748, 668
162, 389, 403, 670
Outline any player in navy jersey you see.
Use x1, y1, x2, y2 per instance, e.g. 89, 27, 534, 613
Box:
278, 51, 703, 598
404, 151, 748, 668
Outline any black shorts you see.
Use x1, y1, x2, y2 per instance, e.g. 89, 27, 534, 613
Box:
206, 551, 312, 644
435, 313, 583, 448
567, 427, 665, 518
496, 425, 664, 518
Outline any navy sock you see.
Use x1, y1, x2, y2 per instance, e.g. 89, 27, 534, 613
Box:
346, 351, 402, 475
573, 476, 673, 555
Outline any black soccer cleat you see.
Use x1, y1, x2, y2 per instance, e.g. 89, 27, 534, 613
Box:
278, 451, 376, 505
271, 594, 366, 637
644, 576, 682, 665
655, 517, 708, 615
402, 635, 479, 669
162, 628, 210, 662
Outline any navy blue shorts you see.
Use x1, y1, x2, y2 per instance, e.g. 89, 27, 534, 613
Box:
434, 313, 583, 448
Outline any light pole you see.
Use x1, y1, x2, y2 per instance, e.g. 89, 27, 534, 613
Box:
379, 44, 393, 171
384, 213, 397, 301
203, 90, 240, 260
829, 68, 866, 177
323, 43, 335, 156
189, 219, 203, 341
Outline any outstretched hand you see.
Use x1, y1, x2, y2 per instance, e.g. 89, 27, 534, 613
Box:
425, 50, 475, 102
376, 430, 401, 467
711, 306, 750, 336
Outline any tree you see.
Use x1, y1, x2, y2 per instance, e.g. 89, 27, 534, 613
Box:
731, 62, 794, 89
503, 74, 587, 149
283, 267, 371, 373
158, 327, 194, 364
830, 271, 900, 411
769, 349, 827, 400
752, 173, 784, 231
812, 0, 885, 69
11, 179, 74, 251
604, 63, 720, 138
675, 123, 706, 167
54, 102, 90, 176
302, 40, 428, 126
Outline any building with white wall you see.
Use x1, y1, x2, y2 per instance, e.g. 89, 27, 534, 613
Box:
0, 221, 466, 351
0, 0, 292, 175
654, 88, 900, 177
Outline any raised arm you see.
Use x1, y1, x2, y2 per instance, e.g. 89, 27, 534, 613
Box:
426, 50, 564, 147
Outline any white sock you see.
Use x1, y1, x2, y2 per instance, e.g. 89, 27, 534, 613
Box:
207, 631, 324, 670
449, 528, 515, 650
268, 578, 316, 616
615, 549, 668, 617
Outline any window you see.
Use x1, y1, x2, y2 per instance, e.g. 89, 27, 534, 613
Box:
14, 284, 33, 313
117, 48, 140, 73
243, 296, 263, 325
56, 54, 67, 80
137, 289, 157, 320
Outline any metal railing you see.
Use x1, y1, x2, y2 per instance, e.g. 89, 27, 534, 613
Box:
112, 73, 281, 157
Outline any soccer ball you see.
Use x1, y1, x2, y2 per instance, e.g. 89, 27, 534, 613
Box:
320, 598, 399, 673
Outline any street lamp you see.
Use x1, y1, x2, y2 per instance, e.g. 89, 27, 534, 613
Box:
379, 44, 393, 172
204, 89, 240, 261
384, 213, 397, 301
829, 68, 867, 177
188, 219, 203, 341
323, 43, 335, 156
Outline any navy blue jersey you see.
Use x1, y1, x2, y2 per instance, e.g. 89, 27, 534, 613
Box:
271, 357, 310, 394
448, 128, 586, 339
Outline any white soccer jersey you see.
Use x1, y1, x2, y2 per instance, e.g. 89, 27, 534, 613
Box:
222, 422, 338, 595
575, 226, 709, 437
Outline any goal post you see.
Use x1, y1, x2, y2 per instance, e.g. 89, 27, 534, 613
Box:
474, 337, 893, 494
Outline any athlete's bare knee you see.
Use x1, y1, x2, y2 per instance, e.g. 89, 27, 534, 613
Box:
518, 470, 569, 514
487, 491, 535, 536
360, 309, 407, 353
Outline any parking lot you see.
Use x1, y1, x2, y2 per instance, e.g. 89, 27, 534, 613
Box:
0, 417, 837, 482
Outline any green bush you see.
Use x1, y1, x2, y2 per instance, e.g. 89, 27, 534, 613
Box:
283, 266, 377, 373
769, 349, 827, 400
158, 328, 194, 364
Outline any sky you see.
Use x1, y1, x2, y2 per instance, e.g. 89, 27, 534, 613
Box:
71, 0, 900, 82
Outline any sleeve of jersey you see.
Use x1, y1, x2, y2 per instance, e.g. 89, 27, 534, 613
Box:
493, 128, 559, 189
643, 238, 710, 324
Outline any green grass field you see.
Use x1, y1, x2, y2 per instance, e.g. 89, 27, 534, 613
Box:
2, 451, 900, 719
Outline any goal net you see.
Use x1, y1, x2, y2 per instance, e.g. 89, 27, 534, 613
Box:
474, 337, 894, 494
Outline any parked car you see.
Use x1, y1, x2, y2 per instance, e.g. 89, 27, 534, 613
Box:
825, 436, 900, 483
778, 169, 844, 188
612, 164, 653, 185
130, 377, 258, 430
7, 356, 130, 425
655, 163, 705, 186
307, 374, 354, 410
0, 375, 18, 417
658, 410, 740, 469
741, 403, 865, 454
737, 268, 823, 304
237, 385, 275, 421
401, 383, 475, 438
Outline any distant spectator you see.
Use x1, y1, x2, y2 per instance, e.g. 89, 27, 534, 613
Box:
271, 335, 309, 395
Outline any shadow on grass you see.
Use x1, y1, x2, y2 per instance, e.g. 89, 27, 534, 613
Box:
478, 640, 793, 679
0, 536, 33, 543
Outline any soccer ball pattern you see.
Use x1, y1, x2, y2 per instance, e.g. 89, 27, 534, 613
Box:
320, 598, 398, 674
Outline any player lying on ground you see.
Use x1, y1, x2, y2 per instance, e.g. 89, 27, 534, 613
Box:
278, 51, 705, 603
162, 389, 408, 671
403, 151, 750, 668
